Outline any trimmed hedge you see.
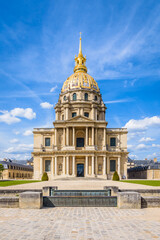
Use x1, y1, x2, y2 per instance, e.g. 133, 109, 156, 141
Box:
112, 171, 120, 181
41, 172, 49, 181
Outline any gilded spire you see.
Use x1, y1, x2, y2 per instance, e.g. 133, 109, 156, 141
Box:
74, 33, 87, 73
79, 32, 82, 55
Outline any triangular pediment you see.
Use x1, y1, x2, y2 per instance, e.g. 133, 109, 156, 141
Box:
67, 115, 95, 122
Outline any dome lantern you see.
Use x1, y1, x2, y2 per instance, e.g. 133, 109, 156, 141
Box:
61, 34, 100, 93
74, 33, 87, 73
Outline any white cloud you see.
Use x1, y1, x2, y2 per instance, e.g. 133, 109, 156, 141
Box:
129, 154, 138, 160
4, 144, 33, 153
10, 108, 36, 120
139, 137, 155, 142
0, 108, 36, 125
14, 131, 20, 135
136, 144, 149, 150
10, 138, 19, 143
124, 116, 160, 131
127, 144, 134, 150
0, 110, 20, 124
127, 131, 145, 141
50, 85, 58, 93
152, 144, 160, 148
23, 130, 33, 136
40, 102, 53, 109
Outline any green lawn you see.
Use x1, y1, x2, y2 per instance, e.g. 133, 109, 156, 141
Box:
121, 180, 160, 186
0, 180, 41, 187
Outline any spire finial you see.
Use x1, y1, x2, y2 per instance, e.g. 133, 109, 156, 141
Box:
79, 32, 82, 54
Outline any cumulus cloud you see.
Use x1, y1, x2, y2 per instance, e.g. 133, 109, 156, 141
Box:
152, 144, 160, 148
10, 138, 19, 143
124, 116, 160, 131
4, 144, 33, 153
136, 144, 149, 150
40, 102, 53, 109
129, 154, 138, 160
139, 137, 155, 142
50, 85, 58, 93
0, 108, 36, 124
10, 108, 36, 120
0, 110, 20, 124
127, 131, 145, 141
23, 130, 33, 136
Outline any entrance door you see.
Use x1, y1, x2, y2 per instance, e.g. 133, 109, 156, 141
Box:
77, 164, 84, 177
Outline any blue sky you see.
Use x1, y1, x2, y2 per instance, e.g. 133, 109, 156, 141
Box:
0, 0, 160, 161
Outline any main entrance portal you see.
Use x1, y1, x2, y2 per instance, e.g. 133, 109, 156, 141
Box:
77, 164, 84, 177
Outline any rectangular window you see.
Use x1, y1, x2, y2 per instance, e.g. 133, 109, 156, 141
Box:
45, 138, 50, 146
110, 160, 116, 172
84, 112, 89, 117
45, 160, 51, 172
110, 137, 116, 146
72, 112, 77, 118
76, 138, 84, 147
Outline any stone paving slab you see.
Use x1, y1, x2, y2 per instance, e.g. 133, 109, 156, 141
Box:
1, 179, 160, 190
0, 207, 160, 240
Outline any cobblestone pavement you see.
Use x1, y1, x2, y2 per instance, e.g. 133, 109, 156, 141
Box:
0, 207, 160, 240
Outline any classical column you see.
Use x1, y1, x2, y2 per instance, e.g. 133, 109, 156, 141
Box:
107, 156, 110, 175
103, 128, 106, 147
72, 156, 75, 176
64, 108, 66, 120
73, 127, 75, 146
66, 127, 69, 146
92, 107, 95, 119
118, 157, 121, 177
86, 127, 88, 146
63, 128, 65, 146
66, 107, 69, 120
103, 156, 106, 176
54, 128, 57, 146
92, 127, 94, 145
54, 156, 57, 176
91, 156, 94, 176
95, 128, 97, 146
63, 156, 65, 175
85, 156, 88, 177
66, 156, 69, 176
51, 157, 54, 176
80, 108, 83, 116
40, 157, 43, 175
95, 156, 98, 176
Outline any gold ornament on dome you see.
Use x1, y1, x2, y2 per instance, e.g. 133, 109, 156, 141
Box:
61, 33, 100, 93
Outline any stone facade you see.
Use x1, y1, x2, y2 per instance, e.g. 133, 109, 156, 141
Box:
32, 36, 128, 180
0, 160, 33, 180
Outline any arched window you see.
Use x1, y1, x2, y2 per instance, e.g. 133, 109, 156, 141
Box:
63, 96, 66, 101
73, 93, 77, 101
95, 95, 97, 101
84, 93, 88, 101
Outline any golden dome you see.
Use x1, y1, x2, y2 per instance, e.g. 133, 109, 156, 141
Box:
62, 33, 100, 93
62, 72, 99, 92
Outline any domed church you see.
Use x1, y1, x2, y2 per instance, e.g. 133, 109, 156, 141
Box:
33, 35, 128, 180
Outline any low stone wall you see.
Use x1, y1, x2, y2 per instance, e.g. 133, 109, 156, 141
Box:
141, 196, 160, 208
120, 189, 160, 197
0, 197, 19, 208
117, 192, 141, 209
0, 189, 42, 197
19, 192, 43, 209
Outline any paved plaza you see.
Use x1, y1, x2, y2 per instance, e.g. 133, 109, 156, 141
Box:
1, 179, 160, 190
0, 207, 160, 240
